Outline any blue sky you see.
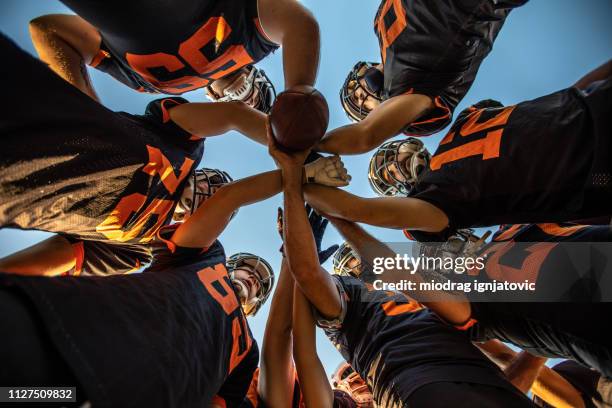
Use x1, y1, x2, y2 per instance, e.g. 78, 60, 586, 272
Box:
1, 0, 611, 377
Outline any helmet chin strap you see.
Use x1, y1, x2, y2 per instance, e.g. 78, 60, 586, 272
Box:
230, 275, 259, 314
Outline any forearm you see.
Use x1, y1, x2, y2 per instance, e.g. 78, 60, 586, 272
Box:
0, 235, 75, 276
172, 170, 284, 248
259, 259, 297, 407
292, 285, 334, 408
504, 351, 547, 393
283, 171, 341, 319
169, 101, 267, 144
29, 15, 100, 101
304, 184, 449, 231
317, 123, 372, 155
329, 217, 387, 268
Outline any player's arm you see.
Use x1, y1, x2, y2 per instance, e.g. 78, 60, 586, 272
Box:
316, 93, 433, 155
304, 184, 448, 233
327, 215, 471, 325
292, 284, 335, 407
268, 137, 342, 319
477, 340, 584, 408
168, 101, 268, 145
258, 0, 319, 87
0, 235, 75, 276
29, 14, 102, 101
171, 169, 283, 249
574, 59, 612, 90
258, 255, 298, 407
171, 153, 349, 249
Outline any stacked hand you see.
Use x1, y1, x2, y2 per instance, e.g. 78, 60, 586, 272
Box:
267, 120, 351, 187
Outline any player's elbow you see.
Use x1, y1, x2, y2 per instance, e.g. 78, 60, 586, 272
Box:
290, 262, 321, 290
29, 15, 54, 38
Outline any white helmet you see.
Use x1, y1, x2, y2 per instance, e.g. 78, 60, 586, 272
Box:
368, 138, 430, 197
227, 252, 275, 316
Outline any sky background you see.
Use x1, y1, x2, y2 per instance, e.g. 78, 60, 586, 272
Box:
1, 0, 611, 378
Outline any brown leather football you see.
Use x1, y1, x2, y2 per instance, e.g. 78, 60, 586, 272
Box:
270, 86, 329, 151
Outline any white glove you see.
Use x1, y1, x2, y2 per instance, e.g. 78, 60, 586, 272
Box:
304, 155, 351, 187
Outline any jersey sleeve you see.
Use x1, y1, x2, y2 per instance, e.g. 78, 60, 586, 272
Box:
216, 345, 260, 407
62, 235, 152, 276
315, 276, 358, 331
147, 224, 226, 272
141, 97, 198, 141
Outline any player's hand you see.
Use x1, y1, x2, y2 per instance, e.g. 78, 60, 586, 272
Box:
307, 205, 339, 264
267, 119, 311, 171
304, 155, 351, 187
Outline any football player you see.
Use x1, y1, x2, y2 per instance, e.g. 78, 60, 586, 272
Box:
241, 207, 373, 407
29, 0, 320, 112
317, 0, 527, 154
0, 150, 288, 406
269, 136, 534, 406
480, 340, 612, 408
305, 61, 612, 238
408, 222, 612, 377
0, 34, 345, 276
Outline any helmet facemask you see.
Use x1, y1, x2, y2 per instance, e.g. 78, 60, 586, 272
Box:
368, 138, 431, 197
331, 363, 373, 408
206, 65, 276, 113
227, 253, 275, 316
173, 168, 233, 222
332, 242, 363, 278
412, 229, 491, 274
340, 61, 384, 122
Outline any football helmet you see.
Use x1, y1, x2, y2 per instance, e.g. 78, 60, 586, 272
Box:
340, 61, 384, 122
331, 363, 373, 408
412, 229, 491, 273
206, 65, 276, 113
332, 242, 362, 277
227, 252, 275, 316
368, 138, 431, 197
173, 168, 233, 221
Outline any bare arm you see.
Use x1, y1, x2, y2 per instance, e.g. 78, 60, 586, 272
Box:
29, 14, 101, 101
328, 216, 471, 326
292, 284, 334, 408
0, 235, 75, 276
504, 351, 547, 394
477, 340, 585, 408
303, 184, 448, 232
282, 167, 342, 319
171, 169, 284, 248
574, 59, 612, 90
258, 0, 319, 87
258, 258, 298, 407
169, 101, 267, 145
317, 94, 433, 155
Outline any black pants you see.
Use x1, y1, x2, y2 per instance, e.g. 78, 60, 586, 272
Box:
407, 381, 535, 407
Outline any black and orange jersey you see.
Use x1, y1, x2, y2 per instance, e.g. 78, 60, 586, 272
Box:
466, 223, 612, 377
0, 34, 206, 274
464, 223, 612, 302
411, 79, 612, 230
318, 275, 518, 405
374, 0, 527, 135
61, 0, 279, 94
0, 230, 258, 407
